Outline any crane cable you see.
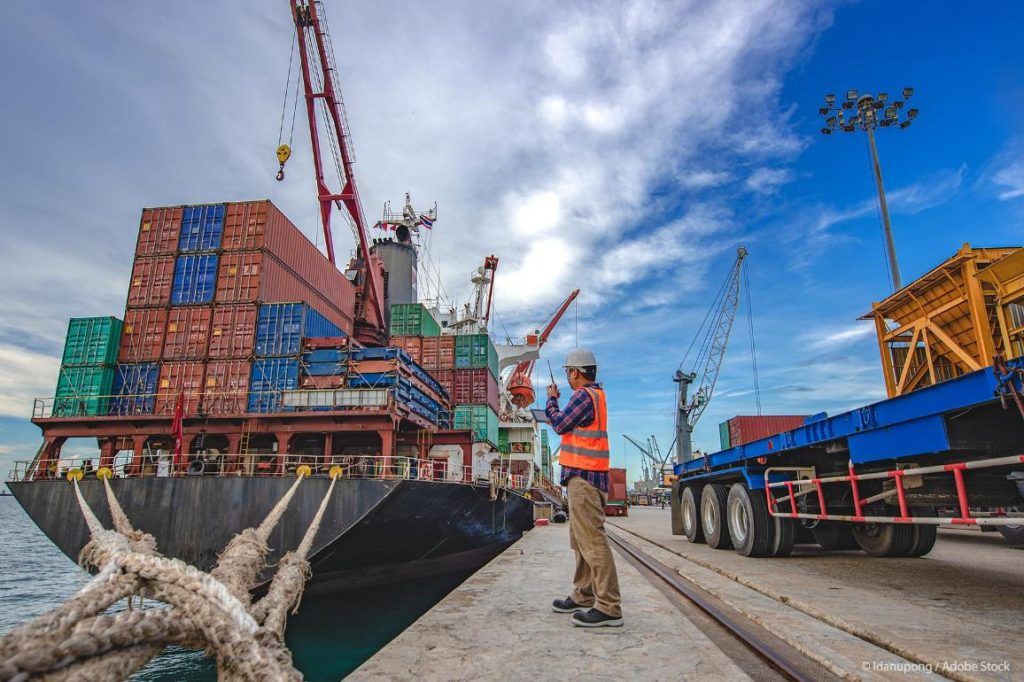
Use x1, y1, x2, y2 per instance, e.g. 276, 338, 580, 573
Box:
743, 264, 762, 415
275, 32, 299, 181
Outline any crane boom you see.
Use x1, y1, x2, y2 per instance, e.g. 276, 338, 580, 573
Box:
675, 247, 748, 463
290, 1, 385, 338
511, 289, 580, 379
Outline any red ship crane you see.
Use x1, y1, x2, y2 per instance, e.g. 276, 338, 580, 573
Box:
506, 289, 580, 407
289, 1, 386, 344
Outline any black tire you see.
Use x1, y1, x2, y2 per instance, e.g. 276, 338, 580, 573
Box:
811, 521, 859, 550
680, 486, 705, 544
852, 522, 916, 557
998, 525, 1024, 545
772, 517, 796, 557
670, 480, 685, 536
907, 507, 938, 557
726, 483, 773, 557
700, 484, 732, 550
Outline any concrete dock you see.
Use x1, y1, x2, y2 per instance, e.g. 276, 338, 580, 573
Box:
350, 522, 749, 680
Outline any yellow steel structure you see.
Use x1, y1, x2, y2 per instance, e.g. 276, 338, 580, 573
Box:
861, 244, 1021, 397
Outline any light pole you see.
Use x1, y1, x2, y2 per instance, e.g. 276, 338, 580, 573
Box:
820, 88, 919, 291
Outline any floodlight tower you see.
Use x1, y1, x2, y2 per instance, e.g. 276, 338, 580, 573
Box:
819, 88, 919, 291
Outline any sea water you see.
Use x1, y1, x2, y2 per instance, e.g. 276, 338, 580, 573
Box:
0, 495, 471, 680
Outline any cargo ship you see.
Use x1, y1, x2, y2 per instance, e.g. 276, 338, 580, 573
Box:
5, 2, 550, 592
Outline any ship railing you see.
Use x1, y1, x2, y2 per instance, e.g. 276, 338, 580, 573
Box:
30, 388, 442, 420
8, 454, 533, 491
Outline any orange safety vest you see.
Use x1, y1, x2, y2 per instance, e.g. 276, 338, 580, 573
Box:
559, 386, 610, 472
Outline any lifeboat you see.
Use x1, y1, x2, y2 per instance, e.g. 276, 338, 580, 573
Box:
507, 371, 535, 407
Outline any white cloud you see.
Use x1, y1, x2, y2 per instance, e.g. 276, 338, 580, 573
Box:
746, 168, 793, 194
809, 324, 875, 350
0, 344, 60, 419
679, 170, 732, 189
989, 140, 1024, 201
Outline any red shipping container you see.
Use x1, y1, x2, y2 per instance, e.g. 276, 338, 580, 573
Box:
214, 250, 354, 334
420, 336, 455, 370
202, 360, 250, 415
302, 336, 349, 350
126, 255, 176, 307
452, 369, 499, 412
432, 369, 454, 399
163, 306, 213, 360
390, 336, 422, 365
728, 415, 807, 447
208, 304, 258, 359
301, 375, 346, 389
135, 206, 183, 257
155, 361, 207, 416
221, 200, 357, 317
607, 468, 628, 505
119, 308, 168, 362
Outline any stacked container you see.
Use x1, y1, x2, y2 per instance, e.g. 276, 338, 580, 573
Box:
389, 306, 499, 446
719, 415, 809, 449
54, 317, 122, 416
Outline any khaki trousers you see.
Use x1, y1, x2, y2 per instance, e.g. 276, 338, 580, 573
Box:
567, 476, 622, 618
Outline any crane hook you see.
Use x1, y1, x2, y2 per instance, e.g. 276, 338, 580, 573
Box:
275, 144, 292, 182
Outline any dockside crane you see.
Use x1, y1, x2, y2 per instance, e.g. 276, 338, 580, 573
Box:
674, 247, 757, 463
285, 1, 387, 345
506, 289, 581, 407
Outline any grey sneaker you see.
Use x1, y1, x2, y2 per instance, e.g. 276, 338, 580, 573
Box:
551, 596, 589, 613
571, 608, 623, 627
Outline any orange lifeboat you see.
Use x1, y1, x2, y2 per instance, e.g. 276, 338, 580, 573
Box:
508, 371, 535, 408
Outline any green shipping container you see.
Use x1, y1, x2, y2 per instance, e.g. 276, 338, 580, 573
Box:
54, 364, 115, 416
454, 333, 499, 378
719, 421, 731, 451
498, 429, 510, 455
389, 303, 440, 337
61, 317, 123, 366
454, 404, 499, 446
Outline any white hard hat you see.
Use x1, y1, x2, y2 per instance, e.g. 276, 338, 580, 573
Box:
564, 348, 597, 369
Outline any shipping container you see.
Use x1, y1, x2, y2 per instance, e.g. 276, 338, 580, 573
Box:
61, 317, 122, 367
248, 357, 300, 413
454, 333, 499, 378
420, 335, 455, 370
300, 374, 346, 390
389, 303, 440, 337
719, 421, 731, 451
110, 363, 159, 415
171, 254, 219, 305
135, 206, 183, 257
389, 336, 422, 365
432, 369, 454, 399
214, 250, 354, 334
605, 468, 628, 516
54, 365, 115, 417
118, 308, 168, 363
208, 303, 258, 359
726, 415, 808, 448
452, 369, 499, 412
453, 405, 499, 446
154, 361, 207, 416
178, 204, 225, 252
302, 336, 349, 350
202, 360, 251, 414
255, 302, 342, 357
126, 255, 176, 307
162, 306, 213, 360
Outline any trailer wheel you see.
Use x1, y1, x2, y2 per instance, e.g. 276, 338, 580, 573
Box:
772, 517, 795, 557
700, 484, 732, 550
997, 525, 1024, 545
726, 484, 773, 557
810, 521, 859, 550
680, 486, 705, 544
906, 508, 938, 557
852, 522, 915, 557
670, 480, 685, 536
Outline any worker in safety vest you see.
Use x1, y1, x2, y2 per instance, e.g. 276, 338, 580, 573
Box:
546, 348, 622, 628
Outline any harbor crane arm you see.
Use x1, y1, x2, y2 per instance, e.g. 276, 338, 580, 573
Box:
290, 1, 385, 338
674, 247, 748, 463
510, 289, 581, 380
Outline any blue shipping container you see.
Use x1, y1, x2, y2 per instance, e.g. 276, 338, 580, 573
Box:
248, 357, 300, 413
255, 302, 342, 357
303, 361, 343, 376
171, 254, 218, 304
110, 363, 159, 415
303, 349, 345, 364
178, 204, 225, 252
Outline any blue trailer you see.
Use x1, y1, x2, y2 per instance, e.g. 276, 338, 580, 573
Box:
670, 359, 1024, 557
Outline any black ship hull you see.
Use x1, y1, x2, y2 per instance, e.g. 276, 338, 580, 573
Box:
6, 477, 534, 592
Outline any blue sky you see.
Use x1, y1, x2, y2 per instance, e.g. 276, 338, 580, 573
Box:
1, 1, 1022, 483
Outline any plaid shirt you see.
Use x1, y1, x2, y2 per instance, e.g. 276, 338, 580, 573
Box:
547, 383, 608, 493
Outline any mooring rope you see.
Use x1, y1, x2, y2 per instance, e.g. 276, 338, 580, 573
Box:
0, 464, 343, 681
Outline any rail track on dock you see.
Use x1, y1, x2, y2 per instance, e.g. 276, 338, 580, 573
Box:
608, 529, 834, 681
